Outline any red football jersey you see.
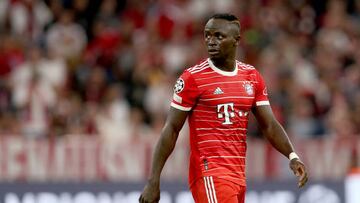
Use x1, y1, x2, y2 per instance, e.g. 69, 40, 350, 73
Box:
171, 58, 269, 187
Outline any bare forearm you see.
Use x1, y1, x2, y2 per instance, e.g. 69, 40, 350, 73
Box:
148, 124, 179, 183
262, 120, 294, 158
139, 108, 188, 202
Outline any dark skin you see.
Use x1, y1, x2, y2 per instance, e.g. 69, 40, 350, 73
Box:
139, 18, 308, 203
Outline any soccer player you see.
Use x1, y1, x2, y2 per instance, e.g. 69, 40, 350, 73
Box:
139, 13, 308, 203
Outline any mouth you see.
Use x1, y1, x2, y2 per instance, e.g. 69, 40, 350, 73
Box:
208, 49, 219, 55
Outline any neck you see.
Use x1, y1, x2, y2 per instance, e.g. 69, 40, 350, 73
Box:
210, 56, 236, 72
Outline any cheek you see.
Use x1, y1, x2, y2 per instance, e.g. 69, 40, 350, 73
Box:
220, 41, 233, 50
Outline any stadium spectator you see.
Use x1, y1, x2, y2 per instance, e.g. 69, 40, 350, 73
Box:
95, 83, 131, 143
11, 46, 58, 138
46, 9, 87, 65
6, 0, 53, 41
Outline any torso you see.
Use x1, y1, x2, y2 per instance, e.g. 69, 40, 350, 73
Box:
171, 58, 269, 186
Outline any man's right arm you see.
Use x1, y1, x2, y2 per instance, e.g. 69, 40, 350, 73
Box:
139, 107, 189, 203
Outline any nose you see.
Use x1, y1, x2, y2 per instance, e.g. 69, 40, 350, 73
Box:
207, 36, 217, 46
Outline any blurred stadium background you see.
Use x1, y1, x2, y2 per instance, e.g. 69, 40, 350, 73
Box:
0, 0, 359, 202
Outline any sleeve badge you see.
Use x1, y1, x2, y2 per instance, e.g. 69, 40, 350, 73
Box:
174, 78, 185, 93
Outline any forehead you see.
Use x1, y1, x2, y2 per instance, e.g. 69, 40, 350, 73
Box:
204, 19, 232, 32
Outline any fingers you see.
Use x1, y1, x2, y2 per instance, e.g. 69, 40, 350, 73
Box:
292, 164, 301, 177
294, 169, 300, 177
139, 195, 157, 203
296, 164, 304, 176
139, 195, 150, 203
297, 165, 308, 188
298, 172, 308, 188
290, 160, 308, 188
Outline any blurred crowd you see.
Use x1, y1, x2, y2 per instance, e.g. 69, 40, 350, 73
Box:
0, 0, 359, 142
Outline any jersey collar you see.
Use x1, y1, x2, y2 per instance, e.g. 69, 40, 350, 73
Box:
207, 58, 238, 76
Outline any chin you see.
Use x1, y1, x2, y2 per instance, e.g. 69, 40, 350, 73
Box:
209, 54, 222, 61
208, 52, 219, 58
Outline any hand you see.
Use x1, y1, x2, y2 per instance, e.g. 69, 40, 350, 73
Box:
289, 158, 308, 188
139, 180, 160, 203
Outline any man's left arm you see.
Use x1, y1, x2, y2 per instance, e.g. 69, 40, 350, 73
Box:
252, 105, 308, 188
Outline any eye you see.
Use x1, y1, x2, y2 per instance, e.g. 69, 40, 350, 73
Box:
204, 33, 211, 40
215, 33, 224, 40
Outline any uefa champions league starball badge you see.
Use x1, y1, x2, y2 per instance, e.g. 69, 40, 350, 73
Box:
174, 78, 185, 93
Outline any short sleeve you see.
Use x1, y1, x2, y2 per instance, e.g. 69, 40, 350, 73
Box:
253, 70, 270, 106
171, 71, 200, 111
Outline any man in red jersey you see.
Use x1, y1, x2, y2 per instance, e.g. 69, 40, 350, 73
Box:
139, 13, 308, 203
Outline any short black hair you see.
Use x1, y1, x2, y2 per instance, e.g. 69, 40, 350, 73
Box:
209, 13, 239, 22
208, 13, 240, 31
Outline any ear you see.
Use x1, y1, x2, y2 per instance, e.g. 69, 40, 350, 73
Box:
234, 35, 241, 46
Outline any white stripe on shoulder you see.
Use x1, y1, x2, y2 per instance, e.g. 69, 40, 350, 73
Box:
237, 60, 256, 70
190, 65, 210, 74
256, 101, 270, 106
187, 60, 207, 72
188, 62, 210, 74
171, 102, 192, 111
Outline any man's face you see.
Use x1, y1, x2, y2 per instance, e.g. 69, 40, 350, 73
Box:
204, 19, 240, 60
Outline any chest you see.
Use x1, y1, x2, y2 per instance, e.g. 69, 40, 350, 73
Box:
196, 76, 257, 110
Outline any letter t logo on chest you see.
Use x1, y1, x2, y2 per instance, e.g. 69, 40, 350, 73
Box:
217, 103, 235, 125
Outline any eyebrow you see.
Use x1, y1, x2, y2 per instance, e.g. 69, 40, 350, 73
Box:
204, 30, 227, 35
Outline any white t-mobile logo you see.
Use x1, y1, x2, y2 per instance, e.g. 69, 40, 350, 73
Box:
217, 103, 235, 124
